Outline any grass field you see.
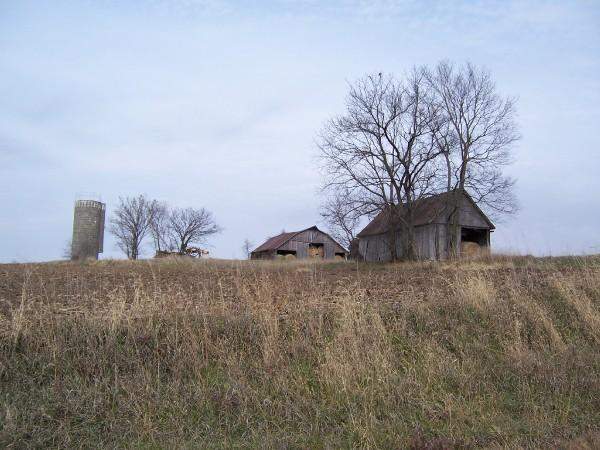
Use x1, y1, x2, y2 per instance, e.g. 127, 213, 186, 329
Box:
1, 256, 599, 448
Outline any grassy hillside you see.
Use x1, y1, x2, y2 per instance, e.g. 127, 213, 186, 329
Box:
1, 257, 599, 448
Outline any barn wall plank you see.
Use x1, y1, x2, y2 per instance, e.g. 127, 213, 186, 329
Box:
273, 229, 346, 259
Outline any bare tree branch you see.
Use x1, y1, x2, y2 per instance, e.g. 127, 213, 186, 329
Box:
109, 195, 154, 260
320, 187, 361, 250
168, 207, 222, 254
318, 70, 443, 260
426, 61, 520, 219
149, 201, 172, 252
242, 238, 254, 259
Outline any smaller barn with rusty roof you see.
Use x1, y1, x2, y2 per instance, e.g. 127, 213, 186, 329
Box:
251, 226, 348, 260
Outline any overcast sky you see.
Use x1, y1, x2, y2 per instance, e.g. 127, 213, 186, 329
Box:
1, 0, 599, 262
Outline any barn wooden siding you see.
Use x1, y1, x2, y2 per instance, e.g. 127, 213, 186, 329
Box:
358, 193, 492, 261
359, 225, 441, 261
277, 228, 345, 259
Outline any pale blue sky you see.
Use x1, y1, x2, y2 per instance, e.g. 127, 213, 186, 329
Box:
1, 0, 599, 261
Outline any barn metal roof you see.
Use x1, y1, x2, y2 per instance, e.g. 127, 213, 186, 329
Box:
357, 190, 495, 237
252, 231, 301, 253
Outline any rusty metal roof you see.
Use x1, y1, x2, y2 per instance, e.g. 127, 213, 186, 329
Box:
252, 231, 301, 253
357, 190, 494, 237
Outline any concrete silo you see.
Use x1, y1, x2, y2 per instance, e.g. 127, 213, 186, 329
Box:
71, 200, 106, 260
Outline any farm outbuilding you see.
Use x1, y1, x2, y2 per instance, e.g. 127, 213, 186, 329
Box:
251, 226, 348, 260
357, 190, 494, 261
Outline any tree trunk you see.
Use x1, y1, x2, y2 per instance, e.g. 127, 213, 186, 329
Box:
388, 226, 398, 262
386, 206, 399, 261
404, 208, 417, 261
444, 152, 452, 192
447, 189, 461, 259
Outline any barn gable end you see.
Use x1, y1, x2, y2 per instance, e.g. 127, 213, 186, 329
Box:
251, 226, 348, 260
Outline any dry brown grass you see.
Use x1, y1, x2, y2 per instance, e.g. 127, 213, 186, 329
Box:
0, 256, 599, 448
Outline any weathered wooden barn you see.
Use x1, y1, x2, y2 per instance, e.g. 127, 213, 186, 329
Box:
251, 226, 348, 260
357, 190, 494, 261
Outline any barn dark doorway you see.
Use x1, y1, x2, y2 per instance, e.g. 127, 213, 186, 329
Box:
461, 227, 487, 245
460, 227, 488, 257
276, 250, 297, 260
308, 243, 324, 258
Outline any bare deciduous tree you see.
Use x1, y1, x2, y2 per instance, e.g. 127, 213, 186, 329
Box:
242, 238, 254, 259
426, 61, 520, 253
318, 71, 442, 260
319, 62, 519, 261
109, 195, 155, 260
168, 207, 221, 254
320, 188, 361, 251
149, 201, 172, 252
